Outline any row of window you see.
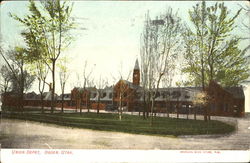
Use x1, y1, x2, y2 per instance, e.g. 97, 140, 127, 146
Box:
134, 91, 190, 99
75, 90, 191, 100
91, 92, 113, 99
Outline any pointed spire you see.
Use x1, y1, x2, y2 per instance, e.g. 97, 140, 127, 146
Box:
134, 59, 139, 70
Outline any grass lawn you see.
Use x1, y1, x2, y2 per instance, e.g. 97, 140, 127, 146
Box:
2, 111, 236, 137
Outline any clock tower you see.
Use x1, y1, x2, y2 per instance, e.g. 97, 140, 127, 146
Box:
133, 59, 140, 86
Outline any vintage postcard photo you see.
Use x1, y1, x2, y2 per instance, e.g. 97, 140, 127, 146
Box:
0, 0, 250, 163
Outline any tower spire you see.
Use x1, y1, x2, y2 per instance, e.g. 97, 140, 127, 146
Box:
133, 59, 140, 86
134, 58, 139, 70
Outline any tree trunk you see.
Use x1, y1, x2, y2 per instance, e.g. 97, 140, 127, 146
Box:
143, 102, 146, 119
150, 97, 155, 126
40, 92, 44, 113
146, 102, 149, 118
51, 60, 56, 113
204, 106, 208, 121
97, 93, 100, 114
207, 104, 211, 120
166, 102, 169, 118
61, 95, 64, 113
80, 99, 82, 114
143, 92, 146, 119
80, 98, 82, 115
19, 91, 24, 112
20, 66, 24, 113
20, 76, 25, 113
119, 94, 122, 120
176, 102, 179, 119
75, 99, 77, 112
86, 93, 89, 112
194, 107, 197, 120
146, 92, 150, 118
86, 92, 90, 113
87, 99, 90, 112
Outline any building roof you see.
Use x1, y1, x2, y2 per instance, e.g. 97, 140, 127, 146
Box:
24, 91, 37, 100
135, 87, 202, 102
225, 87, 245, 99
58, 93, 71, 100
44, 91, 58, 100
209, 80, 245, 99
73, 87, 97, 92
121, 80, 142, 89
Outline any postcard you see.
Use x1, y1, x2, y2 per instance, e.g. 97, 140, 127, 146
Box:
0, 0, 250, 163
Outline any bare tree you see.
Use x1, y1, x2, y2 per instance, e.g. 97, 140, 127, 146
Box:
95, 76, 108, 114
141, 8, 182, 125
112, 61, 133, 120
82, 60, 95, 113
140, 11, 151, 119
58, 57, 70, 113
162, 67, 175, 117
74, 60, 95, 114
29, 60, 49, 113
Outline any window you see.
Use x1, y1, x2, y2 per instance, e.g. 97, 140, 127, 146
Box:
155, 91, 160, 98
172, 91, 181, 99
102, 92, 107, 98
162, 91, 170, 99
162, 93, 165, 99
109, 93, 113, 99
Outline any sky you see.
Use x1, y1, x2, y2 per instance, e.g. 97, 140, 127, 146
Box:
0, 1, 250, 111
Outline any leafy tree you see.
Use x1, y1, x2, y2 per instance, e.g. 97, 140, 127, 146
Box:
0, 65, 12, 93
10, 0, 75, 113
215, 38, 249, 86
20, 20, 49, 113
182, 1, 249, 87
0, 47, 35, 110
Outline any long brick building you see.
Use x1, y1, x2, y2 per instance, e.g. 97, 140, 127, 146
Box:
1, 59, 245, 117
69, 59, 245, 117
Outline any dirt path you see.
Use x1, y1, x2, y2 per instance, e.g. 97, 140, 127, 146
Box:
0, 116, 249, 149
